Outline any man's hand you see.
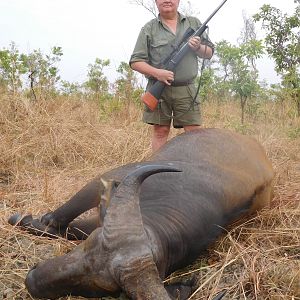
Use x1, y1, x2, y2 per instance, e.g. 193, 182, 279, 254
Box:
154, 69, 174, 85
130, 61, 175, 85
188, 36, 213, 59
188, 36, 201, 52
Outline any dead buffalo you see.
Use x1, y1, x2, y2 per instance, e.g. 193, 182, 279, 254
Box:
9, 128, 274, 299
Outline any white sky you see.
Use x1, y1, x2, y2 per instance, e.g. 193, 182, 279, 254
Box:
0, 0, 297, 86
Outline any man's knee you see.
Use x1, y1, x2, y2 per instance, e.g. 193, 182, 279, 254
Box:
153, 125, 170, 139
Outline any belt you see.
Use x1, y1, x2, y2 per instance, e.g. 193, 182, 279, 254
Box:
170, 80, 194, 87
148, 78, 194, 87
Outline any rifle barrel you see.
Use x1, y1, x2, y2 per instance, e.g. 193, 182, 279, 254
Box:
166, 0, 228, 71
194, 0, 228, 33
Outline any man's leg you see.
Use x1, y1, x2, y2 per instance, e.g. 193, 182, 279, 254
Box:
152, 125, 170, 152
183, 125, 201, 132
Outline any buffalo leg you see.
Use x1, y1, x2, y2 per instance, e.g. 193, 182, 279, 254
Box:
41, 179, 102, 228
8, 214, 63, 238
65, 213, 101, 240
9, 178, 103, 239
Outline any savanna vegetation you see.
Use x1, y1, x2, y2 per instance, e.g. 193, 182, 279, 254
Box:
0, 1, 299, 299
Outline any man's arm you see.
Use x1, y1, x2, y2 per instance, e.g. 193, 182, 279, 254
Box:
130, 62, 175, 86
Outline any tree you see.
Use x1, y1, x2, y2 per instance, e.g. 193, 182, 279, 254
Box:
0, 42, 27, 94
60, 80, 82, 97
239, 12, 257, 44
114, 61, 143, 104
230, 54, 260, 124
239, 13, 262, 74
24, 46, 63, 100
215, 40, 239, 83
84, 58, 110, 101
197, 62, 216, 102
214, 13, 264, 123
130, 0, 157, 17
254, 2, 300, 116
215, 39, 263, 123
0, 43, 63, 99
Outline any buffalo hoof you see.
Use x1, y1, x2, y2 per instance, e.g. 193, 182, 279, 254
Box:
41, 212, 58, 227
165, 276, 197, 300
8, 213, 33, 226
8, 213, 62, 238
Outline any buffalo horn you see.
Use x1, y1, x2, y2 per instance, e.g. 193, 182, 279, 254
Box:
103, 163, 181, 300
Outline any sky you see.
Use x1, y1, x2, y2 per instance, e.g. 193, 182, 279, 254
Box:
0, 0, 297, 86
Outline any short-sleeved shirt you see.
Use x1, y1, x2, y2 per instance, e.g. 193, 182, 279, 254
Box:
129, 13, 214, 83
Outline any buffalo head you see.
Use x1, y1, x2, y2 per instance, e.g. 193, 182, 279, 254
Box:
25, 164, 181, 299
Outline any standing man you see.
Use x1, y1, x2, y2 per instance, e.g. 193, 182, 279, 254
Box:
130, 0, 214, 152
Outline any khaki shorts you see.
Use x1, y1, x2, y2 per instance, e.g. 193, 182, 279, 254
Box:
142, 83, 201, 128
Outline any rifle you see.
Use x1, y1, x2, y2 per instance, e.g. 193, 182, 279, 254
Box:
142, 0, 228, 111
161, 27, 195, 66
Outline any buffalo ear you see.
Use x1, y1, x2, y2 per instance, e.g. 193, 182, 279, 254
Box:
100, 177, 109, 189
99, 178, 120, 225
100, 178, 120, 202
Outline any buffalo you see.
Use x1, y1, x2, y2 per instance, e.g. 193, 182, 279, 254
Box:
9, 128, 274, 299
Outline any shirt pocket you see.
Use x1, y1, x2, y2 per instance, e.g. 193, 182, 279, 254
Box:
149, 39, 170, 67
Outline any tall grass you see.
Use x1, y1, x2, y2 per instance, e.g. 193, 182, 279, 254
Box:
0, 92, 299, 299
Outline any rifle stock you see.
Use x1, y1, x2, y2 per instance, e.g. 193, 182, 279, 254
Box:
142, 0, 228, 110
141, 81, 165, 111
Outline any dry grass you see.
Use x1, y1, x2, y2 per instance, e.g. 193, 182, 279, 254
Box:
0, 93, 299, 300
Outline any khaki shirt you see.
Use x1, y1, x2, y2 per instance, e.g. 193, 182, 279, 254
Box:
129, 13, 214, 83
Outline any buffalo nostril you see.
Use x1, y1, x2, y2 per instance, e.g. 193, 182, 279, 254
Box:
25, 268, 35, 290
25, 267, 36, 285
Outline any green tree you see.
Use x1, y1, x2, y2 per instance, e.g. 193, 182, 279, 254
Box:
215, 39, 263, 123
24, 46, 63, 100
84, 58, 110, 100
254, 2, 300, 116
60, 80, 82, 97
197, 63, 216, 102
230, 54, 260, 124
0, 42, 27, 94
215, 40, 239, 83
115, 61, 142, 104
214, 14, 264, 123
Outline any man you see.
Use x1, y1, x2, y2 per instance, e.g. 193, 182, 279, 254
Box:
130, 0, 214, 152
